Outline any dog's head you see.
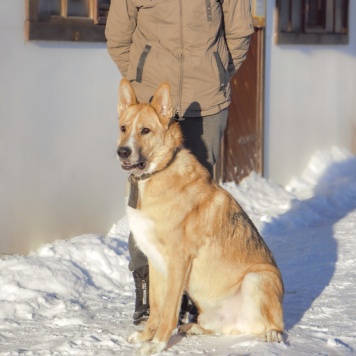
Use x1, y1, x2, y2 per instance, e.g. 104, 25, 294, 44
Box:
116, 79, 182, 177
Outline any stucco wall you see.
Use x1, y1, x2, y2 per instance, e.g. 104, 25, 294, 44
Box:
0, 0, 126, 254
2, 1, 356, 253
264, 1, 356, 186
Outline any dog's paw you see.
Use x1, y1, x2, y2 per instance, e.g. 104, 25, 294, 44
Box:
265, 330, 283, 343
137, 340, 166, 355
128, 331, 143, 344
178, 323, 206, 336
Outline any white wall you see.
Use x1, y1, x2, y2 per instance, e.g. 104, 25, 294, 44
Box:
0, 0, 126, 254
2, 1, 355, 253
264, 1, 356, 186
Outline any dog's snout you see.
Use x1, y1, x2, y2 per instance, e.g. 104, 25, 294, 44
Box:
117, 146, 132, 159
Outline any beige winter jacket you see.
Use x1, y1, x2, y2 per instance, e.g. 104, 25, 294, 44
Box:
106, 0, 253, 118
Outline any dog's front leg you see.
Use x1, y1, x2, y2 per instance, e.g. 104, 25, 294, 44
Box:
137, 257, 192, 355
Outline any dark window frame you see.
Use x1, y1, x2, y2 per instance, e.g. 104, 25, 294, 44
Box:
276, 0, 349, 45
25, 0, 110, 42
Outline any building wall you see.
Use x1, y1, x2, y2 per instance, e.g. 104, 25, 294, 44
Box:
264, 1, 356, 186
2, 1, 356, 253
0, 0, 126, 254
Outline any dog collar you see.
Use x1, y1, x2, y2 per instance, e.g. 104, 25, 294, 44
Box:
127, 146, 182, 209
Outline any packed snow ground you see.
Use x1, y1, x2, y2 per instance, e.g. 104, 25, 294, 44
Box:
1, 147, 356, 355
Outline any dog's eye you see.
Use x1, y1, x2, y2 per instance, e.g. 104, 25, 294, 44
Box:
121, 125, 126, 132
141, 128, 150, 135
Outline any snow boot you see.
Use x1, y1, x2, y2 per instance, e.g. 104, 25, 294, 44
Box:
179, 292, 199, 325
132, 265, 150, 324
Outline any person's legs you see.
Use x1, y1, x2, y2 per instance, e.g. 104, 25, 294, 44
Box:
179, 109, 228, 177
128, 232, 148, 272
128, 233, 150, 322
132, 264, 149, 323
177, 109, 228, 320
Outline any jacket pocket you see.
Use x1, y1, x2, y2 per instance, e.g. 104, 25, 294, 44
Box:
136, 45, 152, 83
213, 51, 227, 93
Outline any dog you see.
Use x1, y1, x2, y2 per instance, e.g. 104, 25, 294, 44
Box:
116, 78, 284, 355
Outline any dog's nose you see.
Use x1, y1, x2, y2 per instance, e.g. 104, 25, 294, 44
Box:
117, 146, 132, 159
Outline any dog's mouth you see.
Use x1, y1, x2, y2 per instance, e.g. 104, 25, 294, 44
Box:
121, 160, 147, 171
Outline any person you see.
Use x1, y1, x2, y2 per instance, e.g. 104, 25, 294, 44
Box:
105, 0, 254, 323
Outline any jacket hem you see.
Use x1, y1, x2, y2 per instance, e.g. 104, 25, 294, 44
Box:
182, 102, 230, 118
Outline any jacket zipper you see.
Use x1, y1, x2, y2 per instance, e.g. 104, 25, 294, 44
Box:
175, 0, 184, 119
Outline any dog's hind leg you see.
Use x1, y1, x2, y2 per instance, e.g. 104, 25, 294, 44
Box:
234, 271, 284, 341
184, 270, 284, 341
258, 271, 284, 342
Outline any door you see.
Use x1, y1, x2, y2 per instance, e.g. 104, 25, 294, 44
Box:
215, 27, 265, 183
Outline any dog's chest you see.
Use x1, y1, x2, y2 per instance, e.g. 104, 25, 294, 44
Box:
126, 204, 166, 275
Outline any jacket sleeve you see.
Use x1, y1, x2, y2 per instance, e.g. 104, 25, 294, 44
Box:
105, 0, 137, 77
222, 0, 254, 80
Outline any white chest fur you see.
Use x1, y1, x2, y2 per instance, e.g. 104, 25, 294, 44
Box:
127, 205, 166, 275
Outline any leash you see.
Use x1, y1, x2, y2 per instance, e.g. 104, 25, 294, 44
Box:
127, 146, 182, 209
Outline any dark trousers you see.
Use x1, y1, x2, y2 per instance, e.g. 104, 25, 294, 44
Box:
128, 109, 229, 271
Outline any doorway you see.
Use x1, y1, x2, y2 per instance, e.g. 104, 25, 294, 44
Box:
215, 27, 265, 183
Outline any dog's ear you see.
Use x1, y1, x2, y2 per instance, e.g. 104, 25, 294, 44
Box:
151, 83, 172, 128
118, 78, 137, 116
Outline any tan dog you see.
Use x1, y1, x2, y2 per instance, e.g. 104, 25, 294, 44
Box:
116, 79, 284, 355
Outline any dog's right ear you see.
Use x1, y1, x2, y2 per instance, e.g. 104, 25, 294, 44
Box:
118, 78, 137, 116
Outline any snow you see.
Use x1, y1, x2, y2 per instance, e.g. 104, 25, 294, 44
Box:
1, 147, 356, 355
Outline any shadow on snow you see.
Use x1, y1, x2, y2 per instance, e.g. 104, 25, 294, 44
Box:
261, 157, 356, 331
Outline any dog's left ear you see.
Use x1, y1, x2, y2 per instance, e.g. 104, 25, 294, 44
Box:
151, 83, 173, 129
118, 78, 137, 116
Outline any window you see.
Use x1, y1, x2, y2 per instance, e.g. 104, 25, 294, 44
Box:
25, 0, 110, 42
276, 0, 349, 44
